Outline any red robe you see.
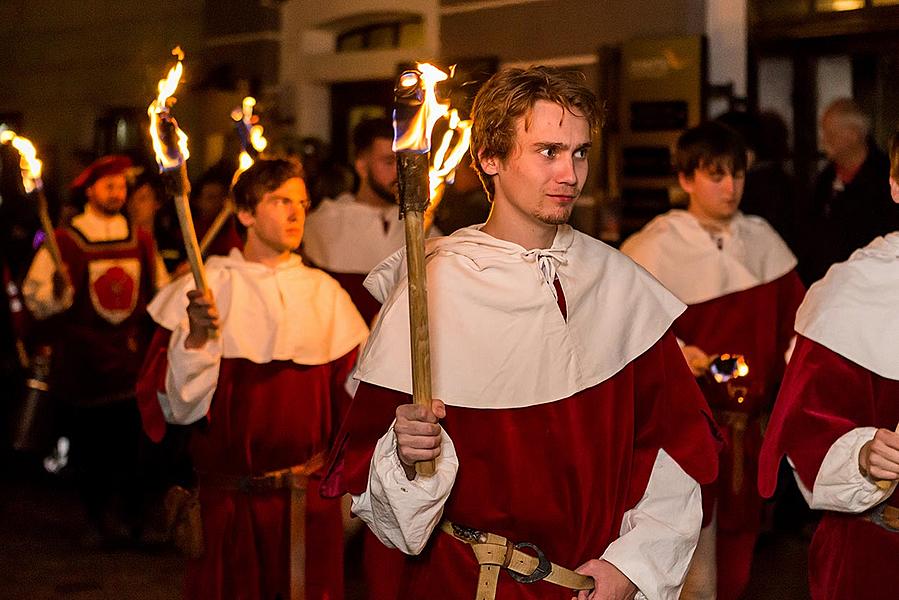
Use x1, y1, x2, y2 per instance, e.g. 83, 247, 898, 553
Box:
323, 332, 719, 600
759, 336, 899, 600
673, 271, 805, 529
138, 329, 357, 600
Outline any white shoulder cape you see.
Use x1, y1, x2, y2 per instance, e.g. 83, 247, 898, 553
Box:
620, 210, 796, 305
795, 232, 899, 380
355, 225, 685, 409
148, 248, 368, 365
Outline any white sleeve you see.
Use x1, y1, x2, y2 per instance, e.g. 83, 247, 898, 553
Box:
791, 427, 896, 513
350, 423, 459, 555
161, 320, 223, 425
22, 247, 74, 320
600, 449, 703, 600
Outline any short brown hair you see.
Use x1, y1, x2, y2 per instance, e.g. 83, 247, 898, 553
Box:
674, 121, 747, 178
890, 129, 899, 179
469, 66, 601, 200
231, 158, 304, 213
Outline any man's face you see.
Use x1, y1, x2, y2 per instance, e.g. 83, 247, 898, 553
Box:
482, 100, 591, 228
127, 183, 159, 229
820, 112, 861, 163
356, 137, 398, 202
86, 173, 128, 215
680, 165, 745, 222
238, 177, 309, 253
195, 182, 228, 221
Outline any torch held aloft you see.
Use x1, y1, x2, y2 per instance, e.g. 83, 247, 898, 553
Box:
398, 152, 436, 478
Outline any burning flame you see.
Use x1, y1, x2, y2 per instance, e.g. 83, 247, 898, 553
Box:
231, 96, 268, 177
0, 129, 43, 193
429, 109, 473, 198
394, 63, 452, 153
148, 47, 190, 170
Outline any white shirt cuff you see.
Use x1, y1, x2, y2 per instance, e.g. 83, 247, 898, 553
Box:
351, 421, 458, 555
801, 426, 896, 513
601, 449, 703, 600
162, 320, 223, 425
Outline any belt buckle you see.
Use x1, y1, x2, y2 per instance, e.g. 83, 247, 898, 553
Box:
451, 523, 488, 544
869, 504, 899, 532
508, 541, 552, 584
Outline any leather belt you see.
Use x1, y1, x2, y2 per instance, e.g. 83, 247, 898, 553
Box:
441, 521, 594, 600
198, 453, 325, 600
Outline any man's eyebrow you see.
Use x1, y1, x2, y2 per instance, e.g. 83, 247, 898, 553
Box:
532, 141, 593, 151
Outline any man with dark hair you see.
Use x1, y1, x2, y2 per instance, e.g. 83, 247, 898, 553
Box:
137, 159, 368, 600
302, 117, 439, 324
622, 121, 805, 600
759, 130, 899, 600
323, 66, 719, 600
23, 154, 170, 545
801, 98, 899, 285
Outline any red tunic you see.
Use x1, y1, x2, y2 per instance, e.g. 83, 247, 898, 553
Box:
323, 332, 719, 600
53, 224, 158, 405
138, 329, 357, 600
672, 270, 805, 533
759, 336, 899, 600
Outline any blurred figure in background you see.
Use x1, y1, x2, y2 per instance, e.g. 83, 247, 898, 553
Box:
800, 98, 898, 285
22, 155, 169, 546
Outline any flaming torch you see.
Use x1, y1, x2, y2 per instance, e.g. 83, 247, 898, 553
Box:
197, 97, 267, 257
394, 64, 460, 477
147, 48, 212, 322
0, 130, 64, 273
424, 108, 473, 232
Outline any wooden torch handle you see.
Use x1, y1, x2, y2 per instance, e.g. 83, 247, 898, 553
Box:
403, 208, 436, 477
198, 200, 235, 258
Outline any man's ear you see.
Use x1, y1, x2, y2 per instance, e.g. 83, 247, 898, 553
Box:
354, 152, 368, 180
479, 151, 499, 176
678, 172, 695, 194
236, 207, 255, 229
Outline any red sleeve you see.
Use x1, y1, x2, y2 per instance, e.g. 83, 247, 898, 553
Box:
630, 331, 722, 504
136, 327, 172, 443
758, 335, 874, 497
321, 382, 408, 499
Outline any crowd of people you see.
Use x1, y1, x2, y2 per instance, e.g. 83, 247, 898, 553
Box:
0, 66, 898, 600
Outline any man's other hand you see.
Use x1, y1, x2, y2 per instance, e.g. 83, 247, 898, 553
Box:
185, 289, 219, 349
572, 559, 637, 600
395, 400, 446, 480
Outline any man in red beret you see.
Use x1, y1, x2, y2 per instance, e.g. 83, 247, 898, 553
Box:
23, 154, 170, 545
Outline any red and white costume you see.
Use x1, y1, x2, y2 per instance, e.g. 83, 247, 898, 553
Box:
759, 232, 899, 600
24, 205, 169, 404
137, 248, 368, 600
303, 192, 439, 324
323, 225, 719, 600
621, 210, 805, 599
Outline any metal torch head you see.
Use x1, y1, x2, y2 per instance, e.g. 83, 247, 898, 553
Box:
393, 69, 425, 151
709, 354, 749, 383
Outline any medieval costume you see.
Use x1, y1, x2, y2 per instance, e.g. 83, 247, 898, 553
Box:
323, 225, 720, 600
138, 248, 367, 600
621, 210, 805, 599
759, 232, 899, 600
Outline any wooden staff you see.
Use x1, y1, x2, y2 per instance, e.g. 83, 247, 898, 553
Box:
156, 116, 215, 338
397, 151, 436, 477
198, 200, 235, 258
34, 189, 64, 271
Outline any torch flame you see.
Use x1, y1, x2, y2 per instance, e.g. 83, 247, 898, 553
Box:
0, 129, 44, 193
429, 109, 472, 198
232, 96, 268, 178
148, 47, 190, 171
394, 63, 452, 153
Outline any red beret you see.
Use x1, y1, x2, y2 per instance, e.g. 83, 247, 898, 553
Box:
70, 155, 133, 190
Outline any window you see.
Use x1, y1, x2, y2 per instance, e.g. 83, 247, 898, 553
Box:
336, 19, 423, 52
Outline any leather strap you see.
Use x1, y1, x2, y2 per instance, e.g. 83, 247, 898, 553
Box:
440, 521, 594, 600
289, 486, 307, 600
864, 503, 899, 532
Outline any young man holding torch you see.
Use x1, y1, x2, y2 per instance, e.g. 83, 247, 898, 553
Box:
22, 154, 170, 544
620, 122, 805, 600
322, 67, 719, 600
758, 131, 899, 600
137, 159, 367, 600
